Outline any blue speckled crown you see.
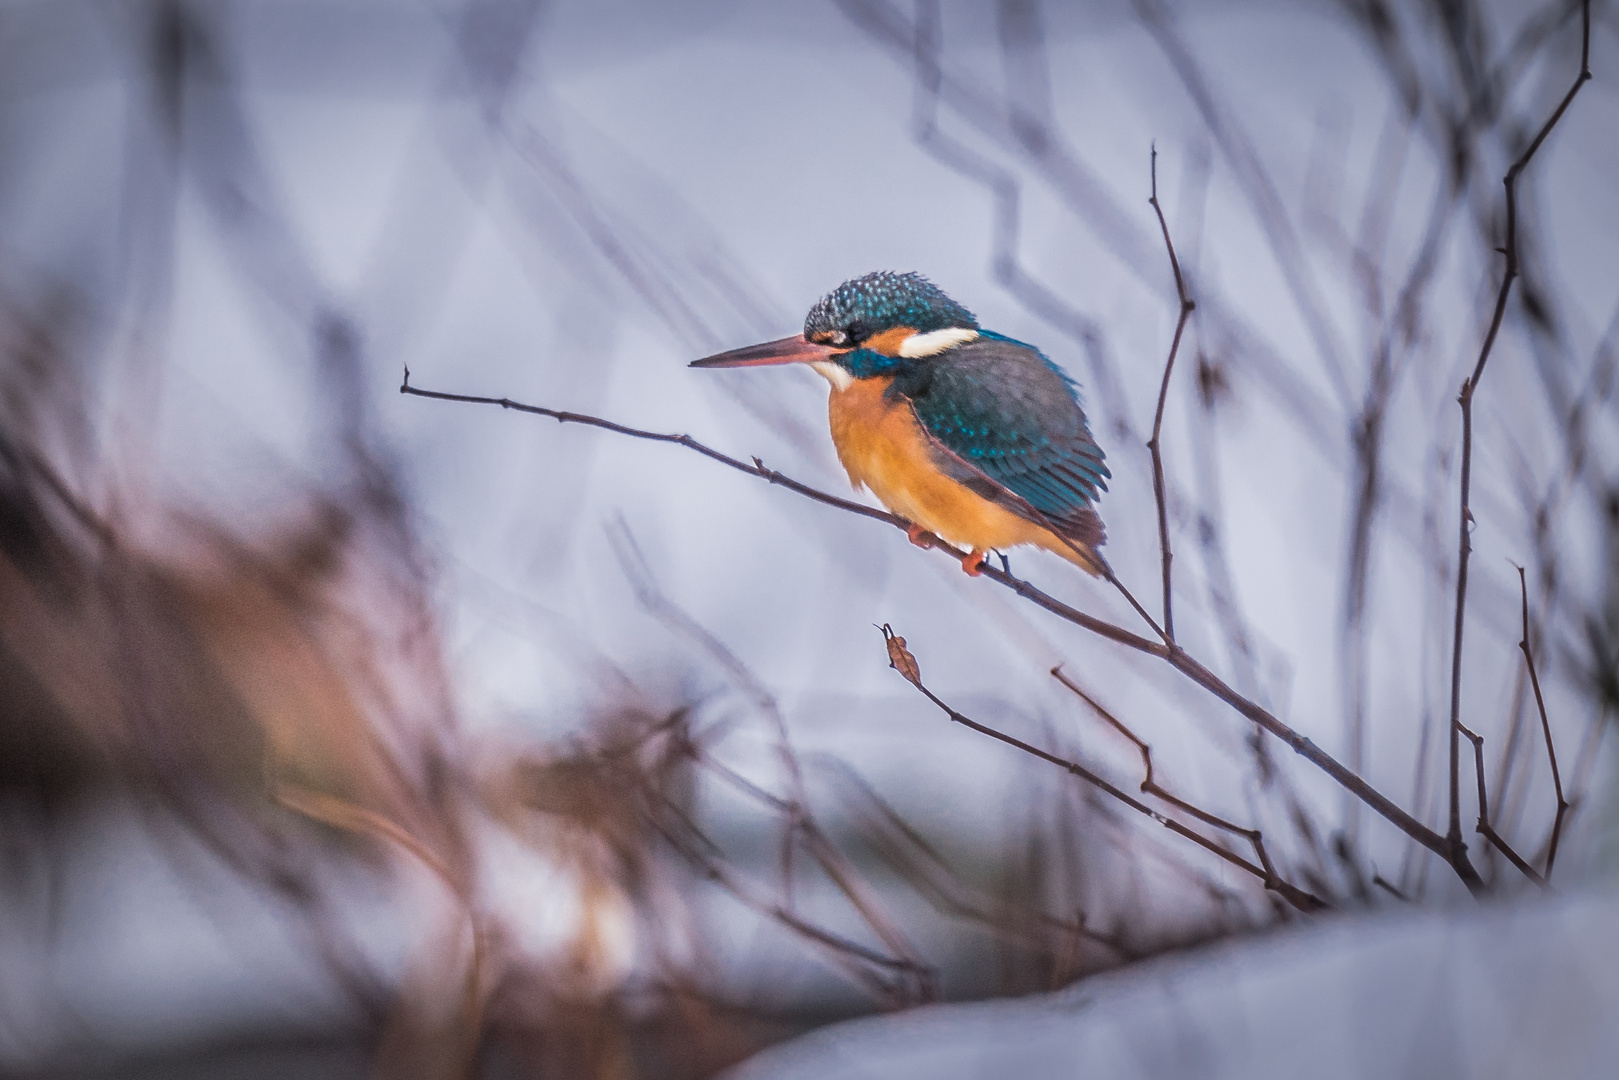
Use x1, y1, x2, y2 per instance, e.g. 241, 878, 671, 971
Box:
804, 271, 979, 339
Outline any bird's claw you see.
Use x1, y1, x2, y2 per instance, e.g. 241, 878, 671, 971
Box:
905, 524, 930, 548
961, 550, 986, 576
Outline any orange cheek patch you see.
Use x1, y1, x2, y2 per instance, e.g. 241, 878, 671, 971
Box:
863, 326, 917, 357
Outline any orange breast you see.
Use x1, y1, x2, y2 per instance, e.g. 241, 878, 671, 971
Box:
826, 377, 1055, 555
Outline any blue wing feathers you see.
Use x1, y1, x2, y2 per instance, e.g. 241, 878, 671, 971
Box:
885, 333, 1109, 546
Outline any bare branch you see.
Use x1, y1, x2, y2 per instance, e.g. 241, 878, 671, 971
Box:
402, 365, 1158, 653
1457, 723, 1546, 887
876, 628, 1326, 913
400, 371, 1472, 886
1051, 667, 1293, 900
1444, 0, 1591, 878
1515, 564, 1570, 879
1146, 144, 1197, 644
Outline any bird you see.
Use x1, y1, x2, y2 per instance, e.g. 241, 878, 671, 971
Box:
690, 270, 1110, 576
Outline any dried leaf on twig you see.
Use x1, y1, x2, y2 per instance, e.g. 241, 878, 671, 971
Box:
877, 624, 921, 687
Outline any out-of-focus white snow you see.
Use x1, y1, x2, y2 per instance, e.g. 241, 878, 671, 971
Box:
727, 880, 1619, 1080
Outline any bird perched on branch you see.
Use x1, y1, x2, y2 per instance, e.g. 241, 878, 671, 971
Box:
691, 271, 1109, 576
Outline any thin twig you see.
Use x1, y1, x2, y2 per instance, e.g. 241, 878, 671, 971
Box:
1051, 667, 1290, 898
1535, 702, 1612, 869
1457, 723, 1546, 887
400, 370, 1475, 888
877, 628, 1326, 913
1371, 874, 1410, 903
1444, 0, 1591, 876
1101, 565, 1170, 646
1146, 143, 1196, 644
1515, 563, 1569, 879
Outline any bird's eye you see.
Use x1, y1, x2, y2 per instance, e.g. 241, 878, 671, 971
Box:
844, 321, 868, 344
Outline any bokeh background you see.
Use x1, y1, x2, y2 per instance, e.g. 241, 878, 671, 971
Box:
2, 0, 1616, 1076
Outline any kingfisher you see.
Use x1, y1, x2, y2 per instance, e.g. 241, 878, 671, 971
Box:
691, 271, 1109, 576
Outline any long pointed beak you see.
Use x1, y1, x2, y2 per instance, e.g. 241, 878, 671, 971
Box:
689, 335, 838, 369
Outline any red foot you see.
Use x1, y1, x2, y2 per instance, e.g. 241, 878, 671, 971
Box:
960, 550, 986, 576
905, 524, 930, 548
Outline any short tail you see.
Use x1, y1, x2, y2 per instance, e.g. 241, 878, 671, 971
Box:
1040, 508, 1107, 577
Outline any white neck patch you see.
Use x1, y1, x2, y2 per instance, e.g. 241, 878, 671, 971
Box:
899, 327, 979, 358
808, 360, 854, 391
